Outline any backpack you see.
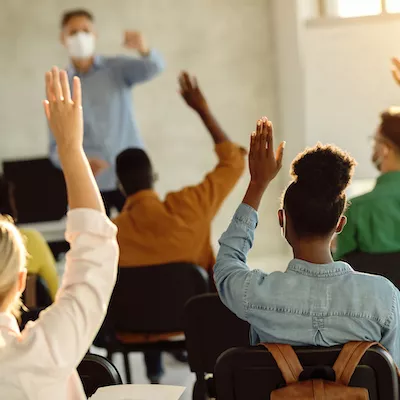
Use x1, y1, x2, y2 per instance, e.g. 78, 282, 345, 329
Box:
263, 341, 381, 400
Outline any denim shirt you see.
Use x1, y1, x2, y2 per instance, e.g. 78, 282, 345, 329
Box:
214, 203, 400, 366
49, 50, 165, 191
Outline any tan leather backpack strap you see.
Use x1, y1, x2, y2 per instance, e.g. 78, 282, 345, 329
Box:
333, 341, 378, 385
261, 343, 304, 384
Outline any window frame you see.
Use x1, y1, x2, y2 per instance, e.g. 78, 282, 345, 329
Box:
311, 0, 400, 26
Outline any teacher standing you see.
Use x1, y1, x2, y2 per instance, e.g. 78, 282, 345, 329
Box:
49, 9, 165, 215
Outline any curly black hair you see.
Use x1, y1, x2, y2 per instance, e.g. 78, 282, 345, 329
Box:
283, 144, 356, 237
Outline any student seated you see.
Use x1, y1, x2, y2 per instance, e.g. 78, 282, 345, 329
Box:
0, 176, 59, 303
0, 68, 118, 400
335, 109, 400, 259
214, 117, 400, 366
113, 72, 245, 383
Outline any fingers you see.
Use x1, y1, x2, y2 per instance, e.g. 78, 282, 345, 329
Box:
276, 141, 286, 169
178, 72, 188, 92
45, 71, 54, 102
60, 70, 72, 103
260, 118, 268, 153
43, 100, 50, 121
72, 76, 82, 108
392, 57, 400, 70
392, 68, 400, 86
266, 119, 274, 155
51, 67, 63, 101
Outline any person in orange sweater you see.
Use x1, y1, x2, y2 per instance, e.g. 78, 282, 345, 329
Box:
113, 71, 246, 383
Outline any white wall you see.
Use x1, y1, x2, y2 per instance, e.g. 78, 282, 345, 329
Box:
304, 16, 400, 179
0, 0, 286, 260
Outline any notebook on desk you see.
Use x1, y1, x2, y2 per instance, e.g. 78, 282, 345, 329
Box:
89, 385, 186, 400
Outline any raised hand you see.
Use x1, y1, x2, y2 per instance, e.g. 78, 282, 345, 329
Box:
391, 57, 400, 86
124, 31, 149, 55
43, 67, 83, 152
178, 71, 209, 115
249, 117, 285, 189
243, 117, 285, 210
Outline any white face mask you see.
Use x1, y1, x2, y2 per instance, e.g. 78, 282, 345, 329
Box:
66, 32, 95, 60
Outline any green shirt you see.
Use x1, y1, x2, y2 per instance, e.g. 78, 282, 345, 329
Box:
335, 171, 400, 260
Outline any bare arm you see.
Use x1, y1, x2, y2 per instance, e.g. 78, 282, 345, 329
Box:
44, 68, 104, 212
179, 71, 229, 144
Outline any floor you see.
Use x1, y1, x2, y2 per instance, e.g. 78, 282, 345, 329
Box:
92, 347, 196, 400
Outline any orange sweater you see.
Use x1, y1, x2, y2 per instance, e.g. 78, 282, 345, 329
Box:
114, 141, 245, 270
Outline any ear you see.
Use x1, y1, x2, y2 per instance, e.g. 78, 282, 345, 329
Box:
278, 209, 284, 228
336, 215, 347, 234
382, 144, 389, 157
60, 31, 66, 46
17, 269, 27, 295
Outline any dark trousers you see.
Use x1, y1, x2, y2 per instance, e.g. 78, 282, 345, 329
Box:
101, 189, 126, 216
144, 351, 164, 382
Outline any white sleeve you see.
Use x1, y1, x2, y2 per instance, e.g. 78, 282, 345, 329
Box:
19, 208, 119, 370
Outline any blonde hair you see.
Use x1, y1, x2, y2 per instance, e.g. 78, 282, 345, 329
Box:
0, 215, 27, 318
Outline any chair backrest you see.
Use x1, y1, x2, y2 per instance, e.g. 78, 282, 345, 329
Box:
3, 158, 67, 223
215, 345, 399, 400
77, 353, 123, 398
343, 252, 400, 289
107, 263, 209, 333
184, 293, 250, 374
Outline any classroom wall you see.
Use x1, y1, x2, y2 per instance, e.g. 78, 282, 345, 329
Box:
0, 0, 286, 260
304, 16, 400, 179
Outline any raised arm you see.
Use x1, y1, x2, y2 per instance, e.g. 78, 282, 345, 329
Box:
21, 68, 118, 372
214, 118, 285, 319
116, 31, 165, 86
166, 72, 245, 218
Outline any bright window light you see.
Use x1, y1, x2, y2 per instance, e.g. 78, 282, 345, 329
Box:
386, 0, 400, 13
335, 0, 382, 17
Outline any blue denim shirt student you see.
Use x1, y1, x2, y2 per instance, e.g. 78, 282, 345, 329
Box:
214, 117, 400, 367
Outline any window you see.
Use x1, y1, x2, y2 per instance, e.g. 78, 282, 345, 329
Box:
321, 0, 400, 18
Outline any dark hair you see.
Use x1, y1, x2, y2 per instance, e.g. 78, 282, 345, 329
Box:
116, 148, 154, 196
0, 176, 14, 217
61, 9, 94, 28
283, 144, 356, 238
380, 109, 400, 151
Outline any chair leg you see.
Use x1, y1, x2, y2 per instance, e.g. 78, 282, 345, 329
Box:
123, 351, 132, 384
193, 373, 207, 400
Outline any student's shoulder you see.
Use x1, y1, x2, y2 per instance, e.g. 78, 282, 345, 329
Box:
347, 191, 376, 207
351, 271, 398, 297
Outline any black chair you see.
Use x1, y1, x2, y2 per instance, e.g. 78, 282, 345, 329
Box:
184, 293, 250, 400
95, 263, 209, 384
343, 251, 400, 289
215, 345, 399, 400
78, 353, 123, 398
3, 158, 70, 259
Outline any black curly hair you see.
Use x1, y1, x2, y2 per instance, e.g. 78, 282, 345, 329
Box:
283, 144, 356, 237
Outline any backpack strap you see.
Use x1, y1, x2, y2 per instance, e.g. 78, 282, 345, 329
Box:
333, 341, 378, 385
261, 343, 304, 384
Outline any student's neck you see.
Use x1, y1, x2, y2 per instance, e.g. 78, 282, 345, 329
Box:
292, 241, 333, 265
72, 57, 95, 74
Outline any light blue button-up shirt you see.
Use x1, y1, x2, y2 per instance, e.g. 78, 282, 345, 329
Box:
49, 50, 165, 191
214, 203, 400, 366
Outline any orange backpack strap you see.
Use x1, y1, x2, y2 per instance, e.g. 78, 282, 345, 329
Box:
261, 343, 304, 384
333, 341, 378, 385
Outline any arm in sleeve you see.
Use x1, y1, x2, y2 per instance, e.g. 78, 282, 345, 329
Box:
214, 203, 258, 320
115, 49, 165, 87
380, 289, 400, 368
334, 204, 359, 260
166, 142, 245, 220
20, 209, 119, 371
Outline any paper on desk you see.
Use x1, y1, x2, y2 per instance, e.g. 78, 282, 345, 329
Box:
89, 384, 186, 400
